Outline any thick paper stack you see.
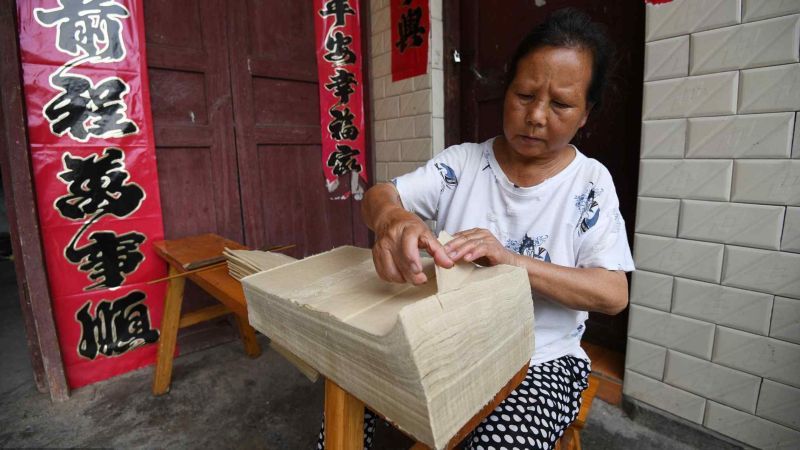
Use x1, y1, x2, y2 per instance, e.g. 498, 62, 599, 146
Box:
223, 248, 296, 280
242, 242, 534, 449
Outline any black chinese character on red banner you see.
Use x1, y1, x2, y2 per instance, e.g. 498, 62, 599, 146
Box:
45, 68, 138, 142
55, 148, 144, 220
34, 0, 130, 61
324, 31, 357, 65
395, 3, 426, 52
319, 0, 355, 26
66, 230, 145, 290
326, 144, 362, 176
328, 106, 359, 141
325, 68, 357, 104
76, 291, 159, 360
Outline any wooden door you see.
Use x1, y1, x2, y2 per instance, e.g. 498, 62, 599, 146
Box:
146, 0, 369, 257
227, 1, 369, 258
144, 0, 242, 243
450, 1, 645, 351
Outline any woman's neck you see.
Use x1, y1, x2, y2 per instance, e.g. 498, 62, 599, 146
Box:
493, 137, 576, 188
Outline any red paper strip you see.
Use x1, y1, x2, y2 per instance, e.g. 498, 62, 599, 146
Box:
314, 0, 369, 200
17, 0, 167, 389
391, 0, 429, 81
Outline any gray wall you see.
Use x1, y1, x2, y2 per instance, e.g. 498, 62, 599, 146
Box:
626, 1, 800, 448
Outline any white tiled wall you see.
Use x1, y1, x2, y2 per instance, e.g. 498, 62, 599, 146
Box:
368, 0, 444, 183
628, 1, 800, 448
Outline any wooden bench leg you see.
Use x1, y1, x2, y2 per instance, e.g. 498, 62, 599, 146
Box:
234, 314, 262, 358
152, 267, 185, 395
324, 378, 364, 450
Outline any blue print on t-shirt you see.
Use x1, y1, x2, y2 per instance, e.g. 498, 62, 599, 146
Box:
575, 182, 602, 235
435, 162, 458, 189
505, 234, 551, 263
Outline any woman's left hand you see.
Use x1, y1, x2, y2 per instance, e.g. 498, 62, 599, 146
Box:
443, 228, 519, 267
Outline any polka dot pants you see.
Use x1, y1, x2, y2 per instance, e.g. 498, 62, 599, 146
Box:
315, 356, 590, 450
464, 356, 590, 450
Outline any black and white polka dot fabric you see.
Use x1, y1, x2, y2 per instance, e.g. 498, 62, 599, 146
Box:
464, 356, 590, 450
315, 355, 589, 450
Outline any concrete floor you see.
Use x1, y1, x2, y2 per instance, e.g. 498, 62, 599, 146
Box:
0, 259, 742, 449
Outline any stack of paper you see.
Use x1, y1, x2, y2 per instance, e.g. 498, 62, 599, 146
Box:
242, 240, 534, 449
223, 248, 296, 280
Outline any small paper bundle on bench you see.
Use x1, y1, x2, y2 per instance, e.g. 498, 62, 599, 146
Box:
242, 237, 534, 449
223, 248, 296, 281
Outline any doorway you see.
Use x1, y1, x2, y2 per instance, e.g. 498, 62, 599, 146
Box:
445, 0, 644, 356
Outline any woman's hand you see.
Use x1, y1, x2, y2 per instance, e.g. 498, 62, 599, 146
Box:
363, 184, 453, 285
444, 228, 519, 267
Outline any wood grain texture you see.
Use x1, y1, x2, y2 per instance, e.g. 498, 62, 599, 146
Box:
325, 378, 365, 450
243, 246, 534, 449
0, 0, 69, 401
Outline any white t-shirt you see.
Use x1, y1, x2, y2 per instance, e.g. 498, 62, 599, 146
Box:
393, 137, 635, 365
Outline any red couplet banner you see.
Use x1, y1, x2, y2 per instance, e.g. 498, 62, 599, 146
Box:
17, 0, 167, 388
314, 0, 369, 200
391, 0, 429, 81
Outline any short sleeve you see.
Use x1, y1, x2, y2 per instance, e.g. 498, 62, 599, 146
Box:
392, 145, 467, 221
575, 167, 635, 272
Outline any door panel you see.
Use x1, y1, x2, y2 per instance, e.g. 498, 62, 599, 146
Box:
229, 0, 368, 255
145, 0, 242, 243
458, 1, 645, 351
257, 145, 357, 259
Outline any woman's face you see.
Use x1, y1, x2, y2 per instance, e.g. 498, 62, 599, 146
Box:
501, 45, 593, 160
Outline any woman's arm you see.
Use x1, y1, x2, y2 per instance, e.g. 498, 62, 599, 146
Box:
362, 183, 453, 285
444, 228, 628, 315
513, 257, 628, 315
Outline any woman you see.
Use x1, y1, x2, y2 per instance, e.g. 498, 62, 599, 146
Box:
318, 8, 634, 450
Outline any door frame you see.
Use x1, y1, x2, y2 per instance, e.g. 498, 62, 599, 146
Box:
443, 0, 461, 148
0, 0, 70, 401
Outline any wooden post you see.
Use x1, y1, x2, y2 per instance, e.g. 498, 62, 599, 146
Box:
324, 378, 365, 450
233, 314, 262, 358
0, 0, 70, 402
152, 267, 186, 395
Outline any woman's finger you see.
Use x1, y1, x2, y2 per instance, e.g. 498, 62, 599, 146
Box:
373, 246, 404, 283
450, 237, 485, 261
397, 229, 428, 285
420, 233, 454, 268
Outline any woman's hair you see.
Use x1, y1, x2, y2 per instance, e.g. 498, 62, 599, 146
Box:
506, 8, 614, 108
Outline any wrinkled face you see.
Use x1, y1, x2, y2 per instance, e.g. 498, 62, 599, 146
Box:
501, 45, 593, 160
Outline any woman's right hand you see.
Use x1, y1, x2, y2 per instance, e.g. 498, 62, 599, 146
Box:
371, 206, 453, 285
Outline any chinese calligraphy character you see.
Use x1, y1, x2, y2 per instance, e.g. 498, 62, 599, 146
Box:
326, 144, 362, 176
66, 230, 145, 290
55, 147, 144, 220
76, 291, 160, 360
319, 0, 355, 27
45, 69, 138, 142
395, 6, 425, 52
328, 106, 359, 141
325, 69, 357, 104
324, 31, 356, 65
34, 0, 130, 62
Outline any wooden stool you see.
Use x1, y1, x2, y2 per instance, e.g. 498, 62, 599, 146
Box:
151, 233, 261, 395
323, 364, 529, 450
555, 374, 600, 450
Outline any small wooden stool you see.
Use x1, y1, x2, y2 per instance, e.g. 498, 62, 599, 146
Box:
151, 233, 261, 395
